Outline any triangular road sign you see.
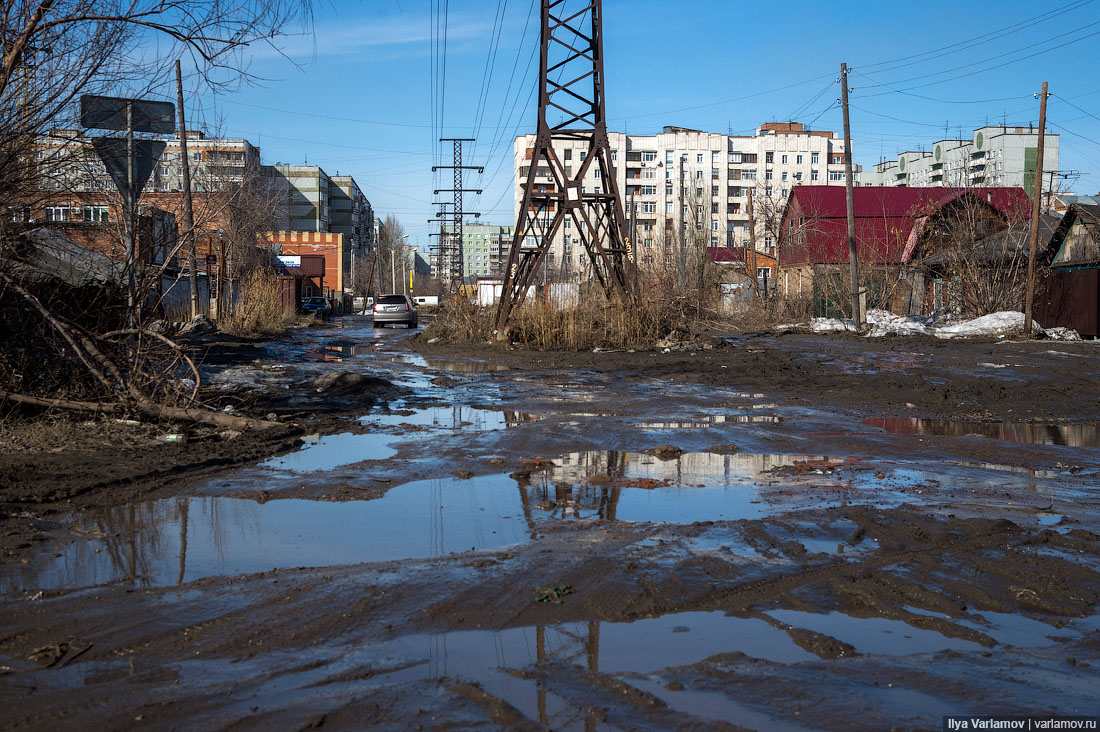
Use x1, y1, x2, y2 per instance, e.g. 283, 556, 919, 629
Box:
91, 138, 167, 200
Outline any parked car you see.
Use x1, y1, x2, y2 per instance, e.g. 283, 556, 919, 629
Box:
301, 296, 332, 317
372, 294, 418, 328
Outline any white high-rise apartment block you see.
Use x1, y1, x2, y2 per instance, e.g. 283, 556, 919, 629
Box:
513, 122, 854, 277
858, 125, 1059, 197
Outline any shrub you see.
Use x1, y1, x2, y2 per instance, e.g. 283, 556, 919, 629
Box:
220, 268, 295, 336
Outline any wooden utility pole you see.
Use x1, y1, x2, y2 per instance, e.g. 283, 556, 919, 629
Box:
840, 63, 861, 325
1024, 81, 1049, 336
174, 60, 199, 319
747, 188, 759, 299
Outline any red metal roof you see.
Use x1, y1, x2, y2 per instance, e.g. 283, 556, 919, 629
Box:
780, 186, 1033, 266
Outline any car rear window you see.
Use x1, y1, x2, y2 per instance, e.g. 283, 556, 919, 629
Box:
379, 295, 407, 304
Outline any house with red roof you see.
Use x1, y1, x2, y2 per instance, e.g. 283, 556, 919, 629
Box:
776, 185, 1032, 316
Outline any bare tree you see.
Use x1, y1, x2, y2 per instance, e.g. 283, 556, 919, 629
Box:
0, 0, 312, 421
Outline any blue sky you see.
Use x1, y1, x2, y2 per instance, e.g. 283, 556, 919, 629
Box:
180, 0, 1100, 250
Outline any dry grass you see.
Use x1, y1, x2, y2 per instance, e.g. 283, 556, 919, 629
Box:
219, 268, 296, 336
425, 288, 686, 351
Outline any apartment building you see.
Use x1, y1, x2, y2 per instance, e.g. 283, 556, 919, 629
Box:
859, 125, 1059, 197
513, 122, 854, 277
330, 175, 375, 254
439, 222, 514, 279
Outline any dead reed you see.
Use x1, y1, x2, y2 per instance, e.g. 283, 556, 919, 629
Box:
220, 268, 295, 336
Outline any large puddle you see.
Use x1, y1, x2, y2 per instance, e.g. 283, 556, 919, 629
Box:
864, 417, 1100, 448
4, 451, 872, 593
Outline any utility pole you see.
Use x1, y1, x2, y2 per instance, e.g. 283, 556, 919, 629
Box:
747, 188, 759, 300
1024, 81, 1049, 336
840, 62, 861, 326
432, 139, 482, 293
494, 0, 636, 333
174, 60, 199, 319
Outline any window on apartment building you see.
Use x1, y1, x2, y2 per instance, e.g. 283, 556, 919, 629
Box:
611, 150, 617, 160
579, 150, 586, 160
642, 151, 656, 162
781, 154, 788, 164
665, 184, 673, 196
666, 201, 674, 213
794, 172, 802, 181
83, 205, 109, 222
696, 154, 703, 163
710, 151, 718, 163
729, 152, 742, 163
45, 205, 71, 222
796, 155, 803, 164
642, 185, 656, 195
811, 153, 819, 165
644, 222, 654, 231
682, 204, 688, 214
711, 167, 719, 177
695, 187, 703, 197
696, 221, 703, 231
711, 185, 719, 196
565, 165, 572, 176
765, 236, 774, 248
642, 202, 656, 213
742, 170, 757, 180
564, 219, 571, 228
766, 186, 774, 197
594, 186, 601, 194
765, 151, 774, 163
644, 168, 656, 178
781, 171, 788, 181
711, 202, 719, 213
696, 204, 703, 215
594, 168, 601, 178
810, 170, 819, 182
564, 149, 572, 160
665, 151, 675, 164
828, 170, 845, 181
694, 170, 703, 180
765, 170, 774, 180
711, 219, 719, 231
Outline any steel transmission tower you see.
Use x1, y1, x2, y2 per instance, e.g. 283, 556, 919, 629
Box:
495, 0, 635, 332
431, 138, 482, 292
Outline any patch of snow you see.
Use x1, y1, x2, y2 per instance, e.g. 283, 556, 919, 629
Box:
864, 309, 932, 337
1044, 327, 1082, 341
933, 311, 1043, 340
810, 317, 861, 333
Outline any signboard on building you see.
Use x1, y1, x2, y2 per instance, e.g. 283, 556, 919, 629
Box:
278, 255, 302, 267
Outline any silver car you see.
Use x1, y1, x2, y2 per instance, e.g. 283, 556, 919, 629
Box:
372, 294, 418, 328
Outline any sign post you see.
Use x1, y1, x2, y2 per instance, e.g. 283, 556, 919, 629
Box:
81, 95, 174, 324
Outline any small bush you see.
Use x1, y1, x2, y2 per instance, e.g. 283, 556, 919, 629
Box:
220, 268, 295, 336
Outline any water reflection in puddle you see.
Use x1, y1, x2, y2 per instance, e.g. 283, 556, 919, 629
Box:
864, 417, 1100, 448
362, 406, 538, 430
768, 609, 986, 655
6, 452, 850, 592
637, 414, 782, 428
3, 476, 529, 592
260, 432, 398, 472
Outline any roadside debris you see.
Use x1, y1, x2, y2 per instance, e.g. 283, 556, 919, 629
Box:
535, 585, 574, 604
644, 445, 684, 461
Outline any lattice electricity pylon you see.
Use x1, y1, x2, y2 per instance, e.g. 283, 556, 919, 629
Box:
432, 138, 482, 292
494, 0, 636, 332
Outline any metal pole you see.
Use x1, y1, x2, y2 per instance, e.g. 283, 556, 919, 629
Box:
175, 60, 199, 319
840, 63, 861, 326
125, 101, 137, 325
1024, 81, 1049, 336
747, 188, 759, 299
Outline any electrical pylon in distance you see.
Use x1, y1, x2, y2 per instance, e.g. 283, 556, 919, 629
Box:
494, 0, 635, 333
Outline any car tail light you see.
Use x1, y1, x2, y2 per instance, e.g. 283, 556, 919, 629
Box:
405, 301, 410, 311
373, 303, 379, 312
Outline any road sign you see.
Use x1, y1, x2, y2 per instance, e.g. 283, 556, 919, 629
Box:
80, 95, 175, 134
90, 137, 166, 199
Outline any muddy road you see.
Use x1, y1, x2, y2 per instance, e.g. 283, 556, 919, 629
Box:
2, 317, 1100, 731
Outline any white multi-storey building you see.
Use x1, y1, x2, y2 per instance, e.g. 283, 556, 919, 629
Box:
859, 125, 1059, 198
513, 122, 854, 276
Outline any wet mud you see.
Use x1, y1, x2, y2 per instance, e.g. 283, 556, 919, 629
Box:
2, 318, 1100, 730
